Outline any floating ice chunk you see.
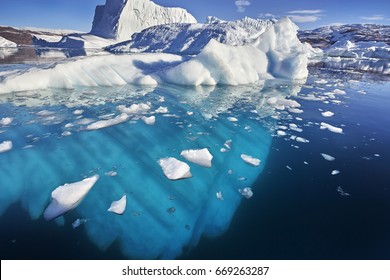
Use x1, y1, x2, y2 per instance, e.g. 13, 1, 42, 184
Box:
238, 187, 253, 199
154, 106, 169, 114
0, 117, 13, 126
289, 108, 303, 114
180, 148, 213, 168
158, 157, 192, 180
241, 154, 261, 167
289, 123, 303, 132
227, 117, 238, 122
331, 170, 340, 175
62, 131, 72, 137
224, 140, 233, 150
286, 166, 293, 170
337, 186, 350, 196
277, 130, 287, 136
187, 111, 194, 116
321, 111, 334, 117
296, 137, 309, 143
333, 89, 346, 95
108, 194, 127, 215
72, 218, 87, 229
117, 103, 151, 115
0, 140, 12, 153
321, 153, 335, 161
216, 191, 224, 200
105, 170, 118, 177
73, 110, 84, 115
43, 175, 99, 221
142, 116, 156, 125
86, 113, 129, 130
320, 122, 343, 134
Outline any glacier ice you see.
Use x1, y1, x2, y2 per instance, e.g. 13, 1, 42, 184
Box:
43, 175, 99, 221
90, 0, 197, 41
108, 194, 127, 215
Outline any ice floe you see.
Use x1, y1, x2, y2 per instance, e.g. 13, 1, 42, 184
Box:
180, 148, 213, 168
238, 187, 253, 199
241, 154, 261, 167
331, 170, 340, 175
320, 122, 343, 134
0, 117, 13, 126
86, 113, 129, 130
108, 194, 127, 215
142, 116, 156, 125
321, 153, 336, 161
321, 111, 334, 117
158, 157, 192, 180
43, 175, 99, 220
0, 140, 13, 153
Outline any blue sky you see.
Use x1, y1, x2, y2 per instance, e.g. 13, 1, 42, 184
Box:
0, 0, 389, 31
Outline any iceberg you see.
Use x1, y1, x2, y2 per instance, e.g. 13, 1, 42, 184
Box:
43, 175, 99, 221
90, 0, 197, 41
180, 148, 213, 168
108, 194, 127, 215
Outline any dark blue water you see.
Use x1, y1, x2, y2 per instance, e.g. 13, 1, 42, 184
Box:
1, 69, 390, 259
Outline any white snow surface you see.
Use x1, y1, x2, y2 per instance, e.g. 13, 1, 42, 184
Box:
107, 194, 127, 215
90, 0, 197, 41
241, 154, 261, 167
158, 157, 192, 180
107, 17, 274, 54
180, 148, 213, 168
0, 36, 17, 48
43, 175, 99, 220
0, 140, 13, 153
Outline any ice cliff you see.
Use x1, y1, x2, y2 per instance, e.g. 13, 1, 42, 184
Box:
90, 0, 197, 41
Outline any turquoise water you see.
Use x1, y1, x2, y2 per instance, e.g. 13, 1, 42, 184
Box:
1, 68, 390, 259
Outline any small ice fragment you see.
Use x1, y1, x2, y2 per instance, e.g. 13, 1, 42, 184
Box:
296, 137, 309, 143
105, 170, 117, 177
331, 170, 340, 175
289, 123, 303, 132
0, 140, 13, 153
286, 166, 293, 170
142, 116, 156, 125
374, 154, 380, 157
320, 122, 343, 134
238, 187, 253, 199
227, 117, 238, 122
108, 194, 127, 215
62, 131, 72, 137
187, 111, 194, 116
321, 153, 335, 161
86, 113, 129, 130
0, 117, 13, 126
220, 148, 228, 153
337, 186, 350, 196
155, 106, 169, 114
73, 110, 84, 115
180, 148, 213, 168
289, 108, 303, 114
333, 89, 346, 95
321, 111, 334, 117
72, 218, 87, 229
43, 175, 99, 220
241, 154, 261, 167
216, 191, 224, 200
304, 161, 309, 165
277, 130, 287, 136
224, 140, 232, 149
158, 157, 192, 180
158, 96, 165, 102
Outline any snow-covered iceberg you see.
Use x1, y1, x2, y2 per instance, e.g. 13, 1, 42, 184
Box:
90, 0, 197, 41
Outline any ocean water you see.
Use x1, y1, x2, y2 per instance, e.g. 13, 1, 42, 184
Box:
0, 61, 389, 259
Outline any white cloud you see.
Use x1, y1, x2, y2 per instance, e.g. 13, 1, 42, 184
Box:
360, 15, 386, 21
288, 15, 320, 23
287, 10, 323, 15
235, 0, 251, 13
